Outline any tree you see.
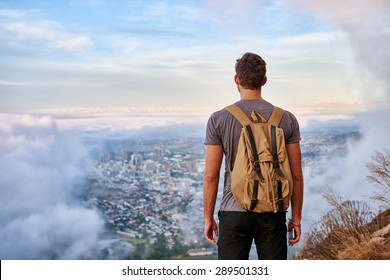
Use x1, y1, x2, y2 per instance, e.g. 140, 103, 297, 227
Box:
145, 234, 171, 259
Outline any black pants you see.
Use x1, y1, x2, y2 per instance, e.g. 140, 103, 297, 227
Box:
217, 211, 287, 260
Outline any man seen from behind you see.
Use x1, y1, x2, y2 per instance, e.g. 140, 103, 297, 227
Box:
203, 52, 304, 260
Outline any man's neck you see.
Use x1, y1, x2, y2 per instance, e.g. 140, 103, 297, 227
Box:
239, 87, 262, 100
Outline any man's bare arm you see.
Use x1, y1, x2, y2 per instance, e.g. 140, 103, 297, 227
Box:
203, 144, 223, 244
286, 142, 304, 246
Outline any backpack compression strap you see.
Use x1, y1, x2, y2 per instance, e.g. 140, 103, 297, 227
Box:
268, 107, 286, 179
269, 107, 285, 212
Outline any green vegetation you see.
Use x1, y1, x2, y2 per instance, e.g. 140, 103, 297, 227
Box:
127, 233, 199, 260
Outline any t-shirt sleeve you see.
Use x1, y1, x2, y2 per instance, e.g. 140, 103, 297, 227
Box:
285, 111, 301, 144
205, 113, 223, 145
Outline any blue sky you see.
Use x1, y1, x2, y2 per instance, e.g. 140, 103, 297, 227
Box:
0, 0, 389, 123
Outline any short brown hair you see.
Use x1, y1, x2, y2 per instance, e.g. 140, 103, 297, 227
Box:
235, 52, 266, 90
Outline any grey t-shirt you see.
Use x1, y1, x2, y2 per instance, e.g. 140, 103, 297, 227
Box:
205, 99, 301, 212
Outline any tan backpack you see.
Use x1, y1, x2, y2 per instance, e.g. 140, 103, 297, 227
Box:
225, 104, 293, 213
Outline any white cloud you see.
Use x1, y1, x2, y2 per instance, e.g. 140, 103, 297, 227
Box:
276, 31, 345, 46
50, 34, 92, 52
2, 204, 102, 259
0, 114, 104, 259
19, 103, 371, 135
291, 0, 390, 106
0, 12, 93, 53
292, 104, 363, 127
0, 80, 39, 86
26, 107, 212, 133
19, 114, 55, 127
292, 0, 389, 30
0, 9, 26, 18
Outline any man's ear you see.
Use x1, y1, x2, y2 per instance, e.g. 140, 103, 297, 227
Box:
262, 75, 267, 86
234, 75, 240, 85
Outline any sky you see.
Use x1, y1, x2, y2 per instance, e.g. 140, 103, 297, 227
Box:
0, 0, 388, 125
0, 0, 389, 259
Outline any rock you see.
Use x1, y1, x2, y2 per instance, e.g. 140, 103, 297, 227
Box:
371, 222, 390, 238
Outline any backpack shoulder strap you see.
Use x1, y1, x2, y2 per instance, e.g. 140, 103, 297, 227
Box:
224, 104, 252, 127
267, 107, 284, 127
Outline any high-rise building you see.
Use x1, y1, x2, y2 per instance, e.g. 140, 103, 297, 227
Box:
121, 150, 133, 163
154, 147, 164, 161
131, 153, 143, 166
109, 151, 115, 161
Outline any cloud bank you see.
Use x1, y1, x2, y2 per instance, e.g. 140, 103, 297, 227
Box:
292, 0, 390, 107
291, 0, 390, 232
0, 114, 103, 259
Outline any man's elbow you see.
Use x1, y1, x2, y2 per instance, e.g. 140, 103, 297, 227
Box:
203, 173, 219, 185
293, 173, 303, 183
292, 174, 304, 189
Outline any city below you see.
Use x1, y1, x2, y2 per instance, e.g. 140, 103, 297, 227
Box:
82, 125, 360, 259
